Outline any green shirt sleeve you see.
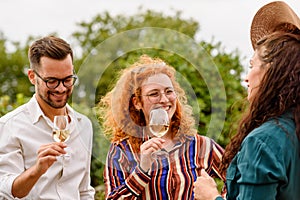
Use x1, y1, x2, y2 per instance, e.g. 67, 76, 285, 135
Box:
235, 125, 287, 199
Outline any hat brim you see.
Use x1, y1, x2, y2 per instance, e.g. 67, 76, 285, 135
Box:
250, 1, 300, 49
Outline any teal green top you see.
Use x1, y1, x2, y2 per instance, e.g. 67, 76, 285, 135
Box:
225, 111, 300, 200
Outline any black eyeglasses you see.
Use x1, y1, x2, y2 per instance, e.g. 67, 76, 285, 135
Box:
34, 70, 77, 89
141, 88, 177, 104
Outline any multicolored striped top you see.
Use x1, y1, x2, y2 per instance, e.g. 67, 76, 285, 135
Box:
104, 134, 225, 199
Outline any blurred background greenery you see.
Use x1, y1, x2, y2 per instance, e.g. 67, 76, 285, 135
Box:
0, 9, 247, 199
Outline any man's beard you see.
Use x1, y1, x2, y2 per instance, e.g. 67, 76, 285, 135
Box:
38, 90, 71, 109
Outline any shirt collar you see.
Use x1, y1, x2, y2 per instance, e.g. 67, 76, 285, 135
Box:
27, 94, 81, 124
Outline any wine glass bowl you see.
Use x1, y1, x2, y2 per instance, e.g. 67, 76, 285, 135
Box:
149, 108, 169, 137
53, 115, 70, 143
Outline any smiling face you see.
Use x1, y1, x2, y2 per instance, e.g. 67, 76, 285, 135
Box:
245, 49, 269, 102
134, 73, 177, 125
28, 54, 74, 113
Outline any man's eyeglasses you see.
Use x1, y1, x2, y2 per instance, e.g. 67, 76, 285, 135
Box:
33, 70, 77, 89
141, 88, 177, 104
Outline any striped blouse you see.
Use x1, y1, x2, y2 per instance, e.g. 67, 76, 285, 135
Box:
104, 134, 224, 199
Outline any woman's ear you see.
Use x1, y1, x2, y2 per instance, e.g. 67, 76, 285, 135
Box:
132, 96, 142, 110
28, 69, 36, 85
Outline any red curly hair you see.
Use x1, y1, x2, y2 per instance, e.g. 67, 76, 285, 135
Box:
98, 55, 197, 153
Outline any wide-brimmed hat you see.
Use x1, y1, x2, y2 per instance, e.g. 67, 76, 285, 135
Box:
250, 1, 300, 49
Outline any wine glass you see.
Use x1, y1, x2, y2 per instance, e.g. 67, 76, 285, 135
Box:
149, 108, 170, 158
53, 115, 70, 143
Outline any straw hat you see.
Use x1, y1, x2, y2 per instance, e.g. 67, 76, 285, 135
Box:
250, 1, 300, 49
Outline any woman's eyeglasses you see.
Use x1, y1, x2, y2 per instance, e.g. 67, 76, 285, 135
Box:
34, 70, 77, 89
141, 88, 177, 104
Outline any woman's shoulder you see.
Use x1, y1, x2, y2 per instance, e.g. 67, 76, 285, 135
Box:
250, 112, 295, 140
243, 112, 297, 154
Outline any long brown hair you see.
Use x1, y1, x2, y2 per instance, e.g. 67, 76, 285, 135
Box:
220, 32, 300, 176
98, 55, 196, 153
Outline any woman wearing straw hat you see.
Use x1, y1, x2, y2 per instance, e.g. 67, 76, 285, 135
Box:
194, 1, 300, 200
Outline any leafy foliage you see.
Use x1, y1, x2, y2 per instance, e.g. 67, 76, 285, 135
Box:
0, 33, 32, 98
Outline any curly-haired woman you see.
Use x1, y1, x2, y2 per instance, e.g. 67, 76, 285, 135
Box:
98, 54, 225, 199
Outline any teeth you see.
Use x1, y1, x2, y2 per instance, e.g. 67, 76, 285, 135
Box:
156, 106, 170, 111
53, 93, 64, 96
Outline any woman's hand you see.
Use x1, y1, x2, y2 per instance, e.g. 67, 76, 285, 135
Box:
194, 169, 220, 200
139, 138, 165, 172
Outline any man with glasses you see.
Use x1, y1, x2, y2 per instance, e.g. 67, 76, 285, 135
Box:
0, 36, 95, 199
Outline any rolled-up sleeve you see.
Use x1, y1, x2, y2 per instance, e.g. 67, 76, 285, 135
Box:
0, 120, 24, 198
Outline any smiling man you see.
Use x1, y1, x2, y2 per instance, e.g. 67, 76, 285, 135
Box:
0, 36, 95, 199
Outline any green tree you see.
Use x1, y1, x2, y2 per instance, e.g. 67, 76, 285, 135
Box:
0, 33, 33, 98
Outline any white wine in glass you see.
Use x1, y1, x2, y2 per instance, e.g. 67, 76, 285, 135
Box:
149, 108, 170, 158
53, 115, 70, 143
149, 124, 169, 137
